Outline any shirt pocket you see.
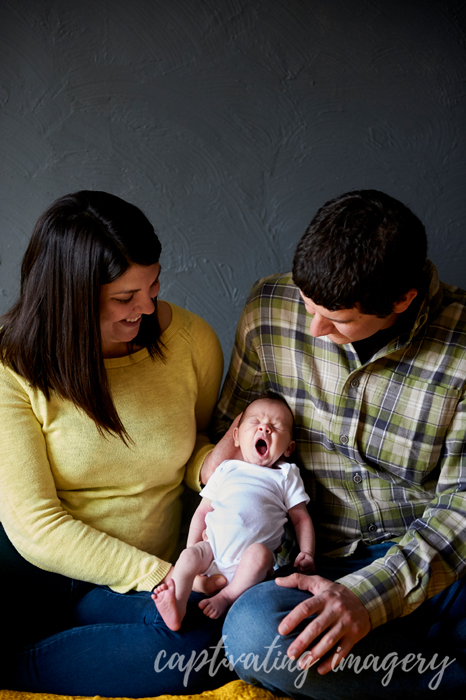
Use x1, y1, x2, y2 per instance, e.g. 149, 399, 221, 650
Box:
358, 373, 461, 490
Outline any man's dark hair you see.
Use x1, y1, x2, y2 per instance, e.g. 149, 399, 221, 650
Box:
0, 190, 163, 444
292, 189, 428, 316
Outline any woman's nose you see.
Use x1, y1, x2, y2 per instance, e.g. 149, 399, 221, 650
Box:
136, 294, 156, 315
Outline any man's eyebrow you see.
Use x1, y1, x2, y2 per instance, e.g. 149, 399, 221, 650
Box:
309, 309, 356, 323
324, 315, 353, 323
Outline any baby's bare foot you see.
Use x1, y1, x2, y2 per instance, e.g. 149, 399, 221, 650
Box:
199, 592, 231, 619
151, 579, 184, 631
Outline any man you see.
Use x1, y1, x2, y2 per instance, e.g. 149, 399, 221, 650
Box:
213, 190, 466, 697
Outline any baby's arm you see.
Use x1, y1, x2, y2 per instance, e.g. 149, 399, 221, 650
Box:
187, 497, 214, 547
288, 501, 315, 574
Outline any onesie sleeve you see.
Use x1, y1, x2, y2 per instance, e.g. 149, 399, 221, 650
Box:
282, 462, 310, 511
199, 461, 225, 502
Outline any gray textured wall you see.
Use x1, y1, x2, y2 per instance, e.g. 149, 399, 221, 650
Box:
1, 0, 465, 362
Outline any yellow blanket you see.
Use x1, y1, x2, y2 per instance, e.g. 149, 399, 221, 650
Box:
0, 681, 291, 700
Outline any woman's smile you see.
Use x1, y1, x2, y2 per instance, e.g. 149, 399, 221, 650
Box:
100, 263, 161, 358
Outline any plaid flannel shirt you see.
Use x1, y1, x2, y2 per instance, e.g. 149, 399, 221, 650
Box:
213, 262, 466, 629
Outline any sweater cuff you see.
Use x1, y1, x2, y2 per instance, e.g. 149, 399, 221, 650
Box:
184, 436, 214, 492
135, 560, 173, 592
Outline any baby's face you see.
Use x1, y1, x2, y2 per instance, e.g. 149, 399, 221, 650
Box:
233, 398, 295, 468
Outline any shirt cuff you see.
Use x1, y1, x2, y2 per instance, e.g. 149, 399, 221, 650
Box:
336, 559, 404, 629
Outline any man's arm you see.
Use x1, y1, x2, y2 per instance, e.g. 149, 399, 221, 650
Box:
274, 390, 466, 674
336, 390, 466, 629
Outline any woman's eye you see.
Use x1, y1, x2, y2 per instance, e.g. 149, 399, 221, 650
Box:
116, 297, 133, 304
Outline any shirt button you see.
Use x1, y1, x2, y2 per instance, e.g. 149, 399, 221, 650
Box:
350, 379, 360, 388
353, 473, 362, 483
340, 435, 349, 444
368, 523, 377, 533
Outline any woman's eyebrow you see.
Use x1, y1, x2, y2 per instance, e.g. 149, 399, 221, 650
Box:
112, 267, 162, 295
113, 288, 140, 295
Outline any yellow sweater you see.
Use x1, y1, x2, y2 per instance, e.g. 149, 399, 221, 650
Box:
0, 303, 223, 592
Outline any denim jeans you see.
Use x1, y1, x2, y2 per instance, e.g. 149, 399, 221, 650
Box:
0, 525, 236, 696
223, 543, 466, 699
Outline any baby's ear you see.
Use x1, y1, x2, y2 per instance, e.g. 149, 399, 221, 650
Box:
233, 427, 240, 447
284, 440, 296, 457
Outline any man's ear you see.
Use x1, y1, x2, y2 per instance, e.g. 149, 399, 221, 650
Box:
233, 427, 240, 447
393, 288, 418, 314
284, 440, 296, 457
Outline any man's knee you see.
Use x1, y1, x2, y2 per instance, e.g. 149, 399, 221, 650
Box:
222, 580, 310, 664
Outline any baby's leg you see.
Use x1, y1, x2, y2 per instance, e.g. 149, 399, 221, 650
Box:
199, 543, 274, 619
152, 541, 213, 631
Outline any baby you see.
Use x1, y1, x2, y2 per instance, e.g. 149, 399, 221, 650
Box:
152, 396, 315, 631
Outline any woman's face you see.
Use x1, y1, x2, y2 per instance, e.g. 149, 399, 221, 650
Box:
100, 262, 161, 358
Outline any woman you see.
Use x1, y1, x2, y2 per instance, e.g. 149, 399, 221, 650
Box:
0, 191, 232, 695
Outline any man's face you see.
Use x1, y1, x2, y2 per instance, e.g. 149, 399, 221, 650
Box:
299, 291, 399, 345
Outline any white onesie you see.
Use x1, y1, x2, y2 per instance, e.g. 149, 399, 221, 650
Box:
199, 458, 309, 582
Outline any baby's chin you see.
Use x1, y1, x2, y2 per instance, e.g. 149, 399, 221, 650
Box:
243, 451, 279, 468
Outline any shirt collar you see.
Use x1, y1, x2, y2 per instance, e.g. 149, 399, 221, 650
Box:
407, 260, 442, 341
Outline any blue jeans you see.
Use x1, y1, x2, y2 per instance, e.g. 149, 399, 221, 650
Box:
223, 543, 466, 699
0, 526, 236, 696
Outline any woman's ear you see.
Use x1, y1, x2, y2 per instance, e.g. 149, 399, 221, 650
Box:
284, 440, 296, 457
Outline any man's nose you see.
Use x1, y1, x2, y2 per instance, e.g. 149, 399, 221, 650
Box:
309, 313, 334, 337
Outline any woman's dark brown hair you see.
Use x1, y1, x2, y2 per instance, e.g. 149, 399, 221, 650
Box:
0, 190, 163, 443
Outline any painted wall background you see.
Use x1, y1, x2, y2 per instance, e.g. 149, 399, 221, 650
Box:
1, 0, 465, 364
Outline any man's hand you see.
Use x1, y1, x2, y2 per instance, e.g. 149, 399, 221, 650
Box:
276, 573, 371, 674
200, 414, 242, 484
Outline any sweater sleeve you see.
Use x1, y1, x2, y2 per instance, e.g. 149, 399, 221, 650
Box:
183, 315, 224, 492
0, 365, 171, 593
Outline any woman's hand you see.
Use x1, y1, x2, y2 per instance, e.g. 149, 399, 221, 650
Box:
200, 414, 242, 484
276, 573, 371, 675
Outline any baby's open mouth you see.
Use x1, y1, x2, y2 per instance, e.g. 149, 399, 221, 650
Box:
255, 438, 268, 456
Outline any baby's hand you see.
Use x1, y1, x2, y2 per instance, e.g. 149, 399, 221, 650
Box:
294, 551, 315, 574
